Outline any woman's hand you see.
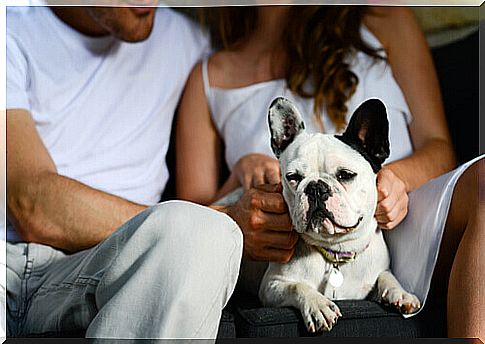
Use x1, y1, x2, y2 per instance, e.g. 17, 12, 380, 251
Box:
233, 154, 281, 190
375, 167, 409, 230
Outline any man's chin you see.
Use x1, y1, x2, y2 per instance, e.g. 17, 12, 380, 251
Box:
118, 28, 153, 42
116, 17, 155, 42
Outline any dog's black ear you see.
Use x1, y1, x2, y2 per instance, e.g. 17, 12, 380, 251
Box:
336, 98, 390, 172
268, 97, 306, 158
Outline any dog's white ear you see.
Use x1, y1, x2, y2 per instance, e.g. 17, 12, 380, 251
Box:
336, 98, 390, 172
268, 97, 305, 158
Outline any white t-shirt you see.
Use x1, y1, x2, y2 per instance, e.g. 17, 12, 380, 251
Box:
6, 7, 209, 241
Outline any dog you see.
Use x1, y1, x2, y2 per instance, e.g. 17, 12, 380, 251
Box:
255, 97, 420, 333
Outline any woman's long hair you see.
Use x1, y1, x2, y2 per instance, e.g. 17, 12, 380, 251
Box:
200, 6, 384, 131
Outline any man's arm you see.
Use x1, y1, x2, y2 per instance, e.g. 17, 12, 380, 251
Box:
7, 109, 147, 252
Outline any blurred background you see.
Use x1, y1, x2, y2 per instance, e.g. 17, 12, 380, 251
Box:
177, 6, 482, 47
412, 7, 479, 47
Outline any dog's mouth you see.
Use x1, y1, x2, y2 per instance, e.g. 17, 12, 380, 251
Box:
331, 215, 363, 232
307, 212, 363, 235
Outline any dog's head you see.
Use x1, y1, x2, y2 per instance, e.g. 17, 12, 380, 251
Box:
268, 97, 389, 244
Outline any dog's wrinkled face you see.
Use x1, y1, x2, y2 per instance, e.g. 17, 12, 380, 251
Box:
268, 97, 390, 244
280, 135, 375, 237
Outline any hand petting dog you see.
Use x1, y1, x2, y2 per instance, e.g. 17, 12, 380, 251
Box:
226, 183, 298, 263
233, 154, 281, 190
376, 167, 409, 230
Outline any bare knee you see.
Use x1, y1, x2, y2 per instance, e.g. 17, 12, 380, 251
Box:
448, 159, 483, 229
434, 158, 484, 283
478, 159, 485, 205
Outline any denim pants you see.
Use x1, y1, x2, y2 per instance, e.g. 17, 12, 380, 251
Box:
6, 200, 243, 339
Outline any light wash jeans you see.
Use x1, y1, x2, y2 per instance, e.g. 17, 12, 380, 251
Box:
6, 200, 243, 339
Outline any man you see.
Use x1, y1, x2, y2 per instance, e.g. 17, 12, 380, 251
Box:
6, 4, 297, 339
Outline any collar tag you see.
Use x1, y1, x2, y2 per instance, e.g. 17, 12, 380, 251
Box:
328, 265, 344, 289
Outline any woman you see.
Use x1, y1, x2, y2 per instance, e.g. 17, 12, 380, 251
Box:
176, 6, 483, 338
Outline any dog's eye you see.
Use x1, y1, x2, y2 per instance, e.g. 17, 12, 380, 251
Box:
285, 172, 303, 186
336, 169, 357, 182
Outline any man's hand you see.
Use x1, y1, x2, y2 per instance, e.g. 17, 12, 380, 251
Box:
375, 167, 409, 230
233, 154, 281, 190
226, 183, 298, 263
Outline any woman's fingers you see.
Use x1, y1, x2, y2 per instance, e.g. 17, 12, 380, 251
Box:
251, 165, 280, 188
252, 169, 266, 188
376, 194, 398, 217
265, 167, 281, 185
375, 167, 409, 229
242, 173, 253, 190
233, 153, 280, 189
376, 192, 409, 229
376, 204, 399, 225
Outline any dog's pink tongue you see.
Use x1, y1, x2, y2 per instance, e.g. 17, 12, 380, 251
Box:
324, 218, 335, 235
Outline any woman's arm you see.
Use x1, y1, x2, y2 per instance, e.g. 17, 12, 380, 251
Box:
364, 7, 455, 228
175, 63, 227, 204
176, 62, 297, 263
365, 7, 455, 189
176, 62, 281, 202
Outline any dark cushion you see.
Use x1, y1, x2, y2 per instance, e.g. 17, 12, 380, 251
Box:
229, 293, 445, 338
22, 310, 236, 339
217, 309, 236, 338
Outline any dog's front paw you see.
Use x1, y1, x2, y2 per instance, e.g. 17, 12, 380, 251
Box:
301, 294, 342, 333
382, 288, 421, 314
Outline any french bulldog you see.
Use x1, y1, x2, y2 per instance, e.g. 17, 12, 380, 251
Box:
257, 97, 420, 333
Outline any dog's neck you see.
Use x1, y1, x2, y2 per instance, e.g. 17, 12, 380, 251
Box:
312, 243, 370, 264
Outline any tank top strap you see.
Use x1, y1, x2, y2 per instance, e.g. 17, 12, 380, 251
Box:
201, 58, 211, 100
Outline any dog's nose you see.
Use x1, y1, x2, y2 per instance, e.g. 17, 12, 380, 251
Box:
305, 180, 333, 232
305, 180, 332, 200
305, 180, 332, 211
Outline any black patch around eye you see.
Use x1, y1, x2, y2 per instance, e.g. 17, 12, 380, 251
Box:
285, 171, 303, 184
336, 169, 357, 182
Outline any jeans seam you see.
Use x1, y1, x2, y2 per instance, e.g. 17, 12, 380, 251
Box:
18, 258, 33, 319
33, 278, 101, 297
14, 257, 33, 336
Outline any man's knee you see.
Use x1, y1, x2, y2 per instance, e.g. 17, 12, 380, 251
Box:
134, 200, 243, 258
100, 200, 244, 295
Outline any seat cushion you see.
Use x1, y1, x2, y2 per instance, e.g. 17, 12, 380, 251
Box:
231, 293, 446, 338
217, 309, 237, 338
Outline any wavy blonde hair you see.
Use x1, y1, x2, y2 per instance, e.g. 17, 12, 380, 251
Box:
199, 6, 384, 131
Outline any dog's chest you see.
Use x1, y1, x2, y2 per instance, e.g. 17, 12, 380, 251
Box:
320, 259, 377, 300
294, 239, 389, 300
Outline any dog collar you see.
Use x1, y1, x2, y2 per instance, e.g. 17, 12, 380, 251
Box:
314, 243, 370, 265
